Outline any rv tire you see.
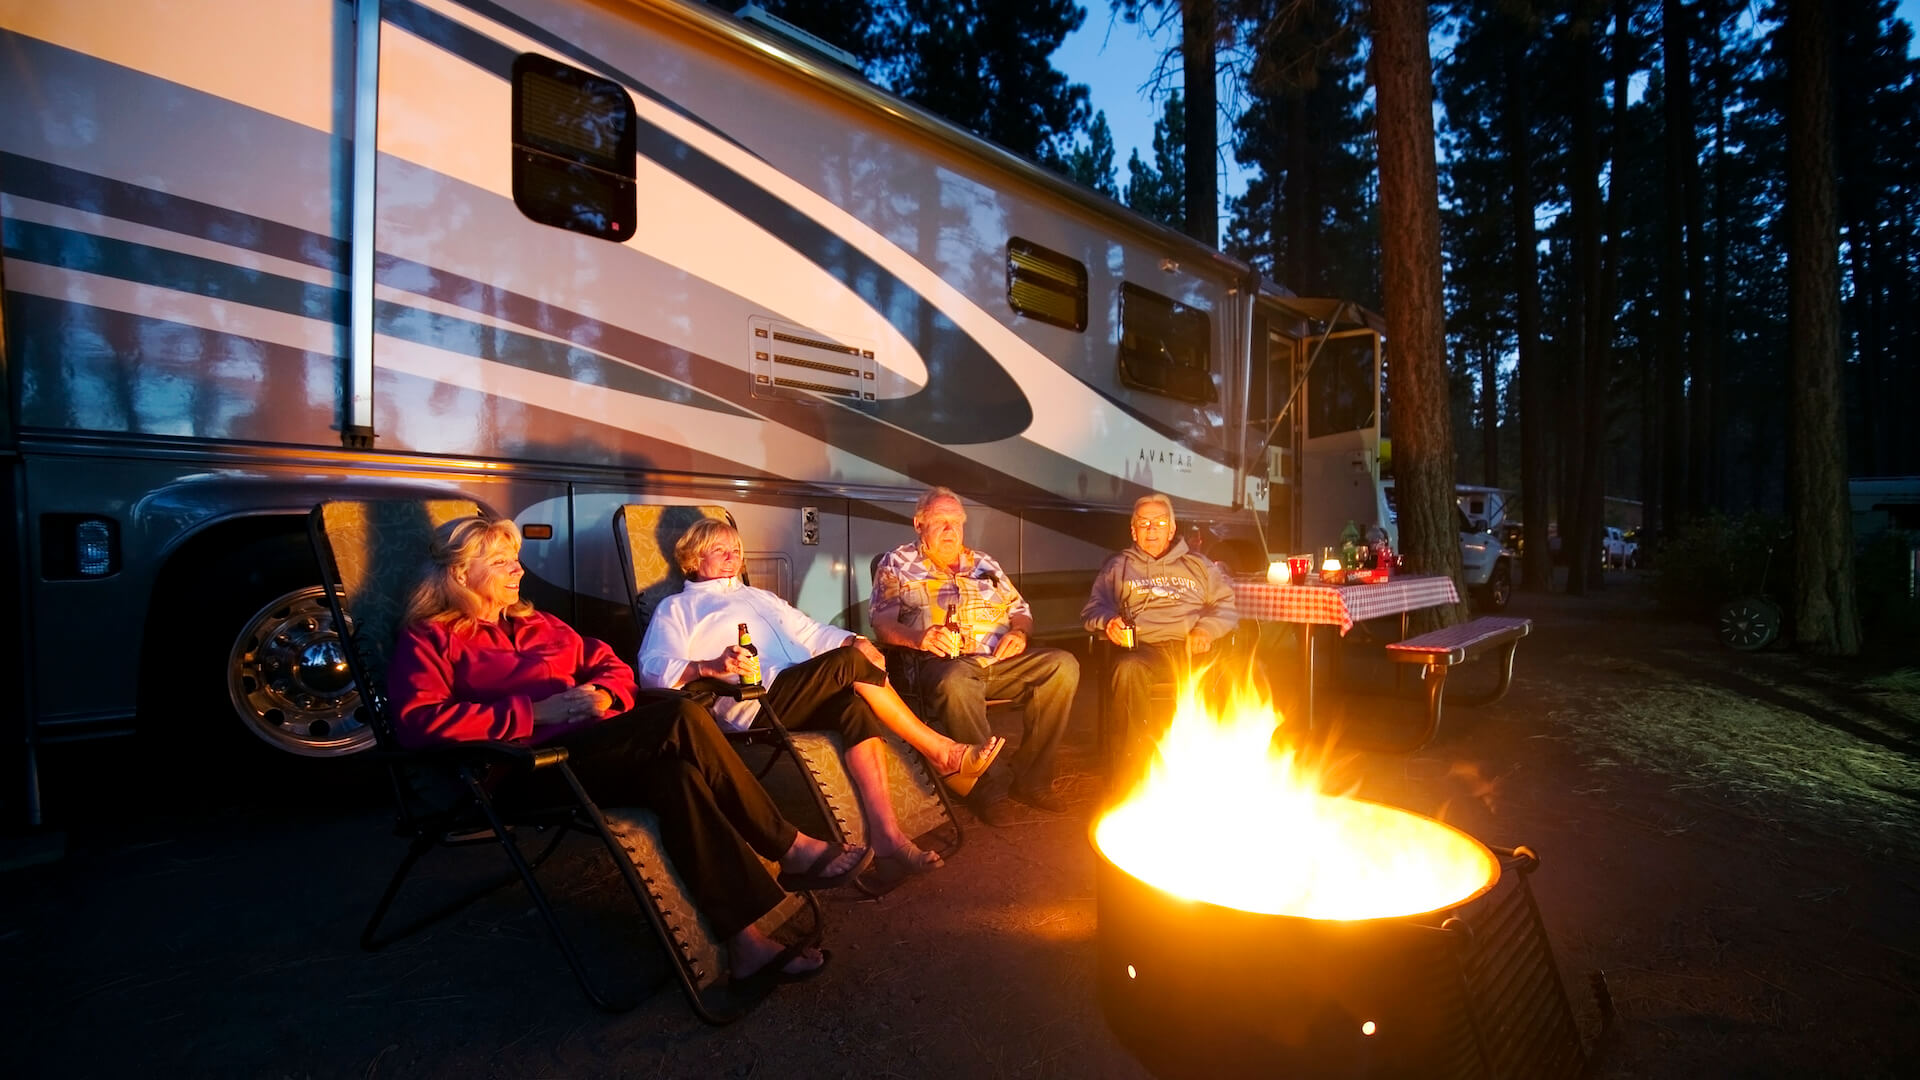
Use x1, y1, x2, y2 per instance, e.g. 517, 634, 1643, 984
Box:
164, 534, 376, 759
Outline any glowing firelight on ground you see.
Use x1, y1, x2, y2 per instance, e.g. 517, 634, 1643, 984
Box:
1094, 673, 1496, 920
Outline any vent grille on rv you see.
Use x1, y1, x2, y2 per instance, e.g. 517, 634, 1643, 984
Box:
748, 317, 877, 403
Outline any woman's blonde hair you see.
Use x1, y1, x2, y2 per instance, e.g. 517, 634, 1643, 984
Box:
404, 515, 535, 630
675, 517, 741, 576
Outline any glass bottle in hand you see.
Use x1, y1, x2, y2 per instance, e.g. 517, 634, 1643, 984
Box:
736, 622, 762, 688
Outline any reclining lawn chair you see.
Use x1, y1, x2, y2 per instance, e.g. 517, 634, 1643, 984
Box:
311, 498, 817, 1023
614, 504, 961, 886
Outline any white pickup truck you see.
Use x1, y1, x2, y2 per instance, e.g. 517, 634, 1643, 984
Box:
1602, 526, 1638, 569
1380, 483, 1515, 611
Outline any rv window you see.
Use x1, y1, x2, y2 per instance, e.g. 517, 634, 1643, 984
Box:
510, 54, 637, 243
1117, 283, 1214, 403
1305, 333, 1377, 437
1006, 239, 1088, 331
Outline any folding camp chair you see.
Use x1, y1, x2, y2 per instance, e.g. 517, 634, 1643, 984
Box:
613, 504, 962, 883
311, 498, 817, 1023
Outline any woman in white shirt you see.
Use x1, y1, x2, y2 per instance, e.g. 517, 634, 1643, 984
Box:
639, 518, 1002, 875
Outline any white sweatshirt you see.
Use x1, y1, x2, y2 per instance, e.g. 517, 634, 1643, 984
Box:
636, 576, 855, 730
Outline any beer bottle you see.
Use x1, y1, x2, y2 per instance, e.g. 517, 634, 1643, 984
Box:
943, 610, 971, 656
736, 622, 762, 688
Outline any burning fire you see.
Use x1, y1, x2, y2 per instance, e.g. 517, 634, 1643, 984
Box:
1094, 673, 1496, 920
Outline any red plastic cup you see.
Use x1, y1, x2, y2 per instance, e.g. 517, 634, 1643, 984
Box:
1287, 555, 1312, 585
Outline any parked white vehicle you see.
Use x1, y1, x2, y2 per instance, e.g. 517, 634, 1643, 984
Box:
1379, 482, 1514, 610
1603, 526, 1637, 569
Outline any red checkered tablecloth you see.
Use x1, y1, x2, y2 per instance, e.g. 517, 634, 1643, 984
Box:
1230, 575, 1460, 635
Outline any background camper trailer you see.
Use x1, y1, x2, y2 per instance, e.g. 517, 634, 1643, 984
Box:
0, 0, 1388, 821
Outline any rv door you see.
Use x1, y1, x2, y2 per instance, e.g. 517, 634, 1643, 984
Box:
1297, 328, 1385, 552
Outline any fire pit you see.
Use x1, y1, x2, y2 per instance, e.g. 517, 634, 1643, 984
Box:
1092, 678, 1585, 1078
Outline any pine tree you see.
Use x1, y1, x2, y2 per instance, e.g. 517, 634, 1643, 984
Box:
873, 0, 1090, 168
1064, 110, 1122, 197
1125, 89, 1187, 227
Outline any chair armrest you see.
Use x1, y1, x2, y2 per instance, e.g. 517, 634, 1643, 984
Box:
373, 740, 571, 771
683, 675, 766, 701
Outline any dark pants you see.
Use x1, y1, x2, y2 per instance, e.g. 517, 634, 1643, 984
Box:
1108, 641, 1187, 792
502, 690, 795, 942
764, 646, 887, 746
900, 645, 1078, 798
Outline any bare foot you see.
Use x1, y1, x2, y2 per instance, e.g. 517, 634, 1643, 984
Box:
876, 841, 943, 873
779, 835, 867, 878
729, 925, 826, 980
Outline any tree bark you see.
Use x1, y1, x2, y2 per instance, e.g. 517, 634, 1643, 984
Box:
1480, 339, 1499, 487
1504, 8, 1552, 594
1367, 0, 1466, 625
1182, 0, 1219, 246
1784, 0, 1860, 655
1683, 1, 1713, 517
1658, 0, 1690, 537
1568, 1, 1611, 596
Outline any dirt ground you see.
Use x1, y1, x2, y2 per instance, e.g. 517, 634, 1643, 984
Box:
5, 575, 1918, 1079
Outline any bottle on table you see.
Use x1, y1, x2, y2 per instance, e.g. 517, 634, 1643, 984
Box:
1340, 519, 1363, 570
736, 622, 762, 688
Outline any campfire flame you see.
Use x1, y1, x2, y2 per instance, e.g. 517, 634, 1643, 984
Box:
1094, 672, 1496, 920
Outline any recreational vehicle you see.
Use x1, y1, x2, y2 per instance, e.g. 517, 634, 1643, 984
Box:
0, 0, 1387, 818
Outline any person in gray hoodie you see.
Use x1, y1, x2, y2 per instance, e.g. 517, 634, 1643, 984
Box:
1081, 493, 1239, 791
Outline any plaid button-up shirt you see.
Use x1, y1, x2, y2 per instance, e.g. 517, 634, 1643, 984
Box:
870, 543, 1028, 655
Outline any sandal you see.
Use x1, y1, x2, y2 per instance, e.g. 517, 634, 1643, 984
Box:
731, 940, 831, 993
941, 736, 1005, 798
776, 841, 872, 892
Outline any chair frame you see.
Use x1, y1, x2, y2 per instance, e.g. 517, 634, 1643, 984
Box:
312, 499, 813, 1024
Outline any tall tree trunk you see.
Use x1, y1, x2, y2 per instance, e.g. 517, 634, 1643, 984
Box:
1505, 9, 1552, 593
1658, 0, 1690, 537
1570, 0, 1616, 595
1683, 2, 1713, 517
1480, 339, 1499, 487
1284, 93, 1311, 287
1367, 0, 1466, 624
1182, 0, 1219, 246
1784, 0, 1860, 655
1708, 57, 1730, 505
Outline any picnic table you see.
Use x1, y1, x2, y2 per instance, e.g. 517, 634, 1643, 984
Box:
1229, 574, 1461, 730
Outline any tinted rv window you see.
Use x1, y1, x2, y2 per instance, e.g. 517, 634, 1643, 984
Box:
1117, 283, 1214, 403
1006, 239, 1088, 331
511, 54, 637, 243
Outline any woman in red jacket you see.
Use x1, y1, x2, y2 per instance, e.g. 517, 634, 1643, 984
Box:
387, 515, 866, 987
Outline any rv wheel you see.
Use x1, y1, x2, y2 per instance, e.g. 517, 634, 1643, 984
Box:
225, 584, 375, 758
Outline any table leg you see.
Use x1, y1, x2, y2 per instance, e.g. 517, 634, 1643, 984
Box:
1301, 622, 1317, 734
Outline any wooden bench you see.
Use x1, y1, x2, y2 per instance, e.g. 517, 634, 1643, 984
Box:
1379, 615, 1532, 750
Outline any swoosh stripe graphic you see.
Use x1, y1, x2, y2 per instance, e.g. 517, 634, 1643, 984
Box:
0, 217, 752, 420
3, 147, 1163, 508
375, 252, 1084, 507
419, 0, 1230, 462
388, 0, 1034, 445
0, 150, 343, 274
3, 217, 344, 323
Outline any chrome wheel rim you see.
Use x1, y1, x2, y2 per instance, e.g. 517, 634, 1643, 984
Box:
227, 586, 373, 757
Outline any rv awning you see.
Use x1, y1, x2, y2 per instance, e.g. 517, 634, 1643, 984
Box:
1263, 296, 1387, 336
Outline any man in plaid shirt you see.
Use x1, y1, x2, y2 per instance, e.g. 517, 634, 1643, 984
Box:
870, 487, 1079, 820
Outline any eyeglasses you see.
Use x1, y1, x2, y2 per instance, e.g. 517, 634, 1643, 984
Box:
1132, 518, 1172, 530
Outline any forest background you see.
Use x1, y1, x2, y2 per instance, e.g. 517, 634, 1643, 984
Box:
713, 0, 1920, 654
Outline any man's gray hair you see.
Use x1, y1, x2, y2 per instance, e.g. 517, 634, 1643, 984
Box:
1132, 493, 1175, 523
914, 486, 964, 521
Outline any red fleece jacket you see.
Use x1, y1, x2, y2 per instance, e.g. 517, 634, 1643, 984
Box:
387, 611, 638, 747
